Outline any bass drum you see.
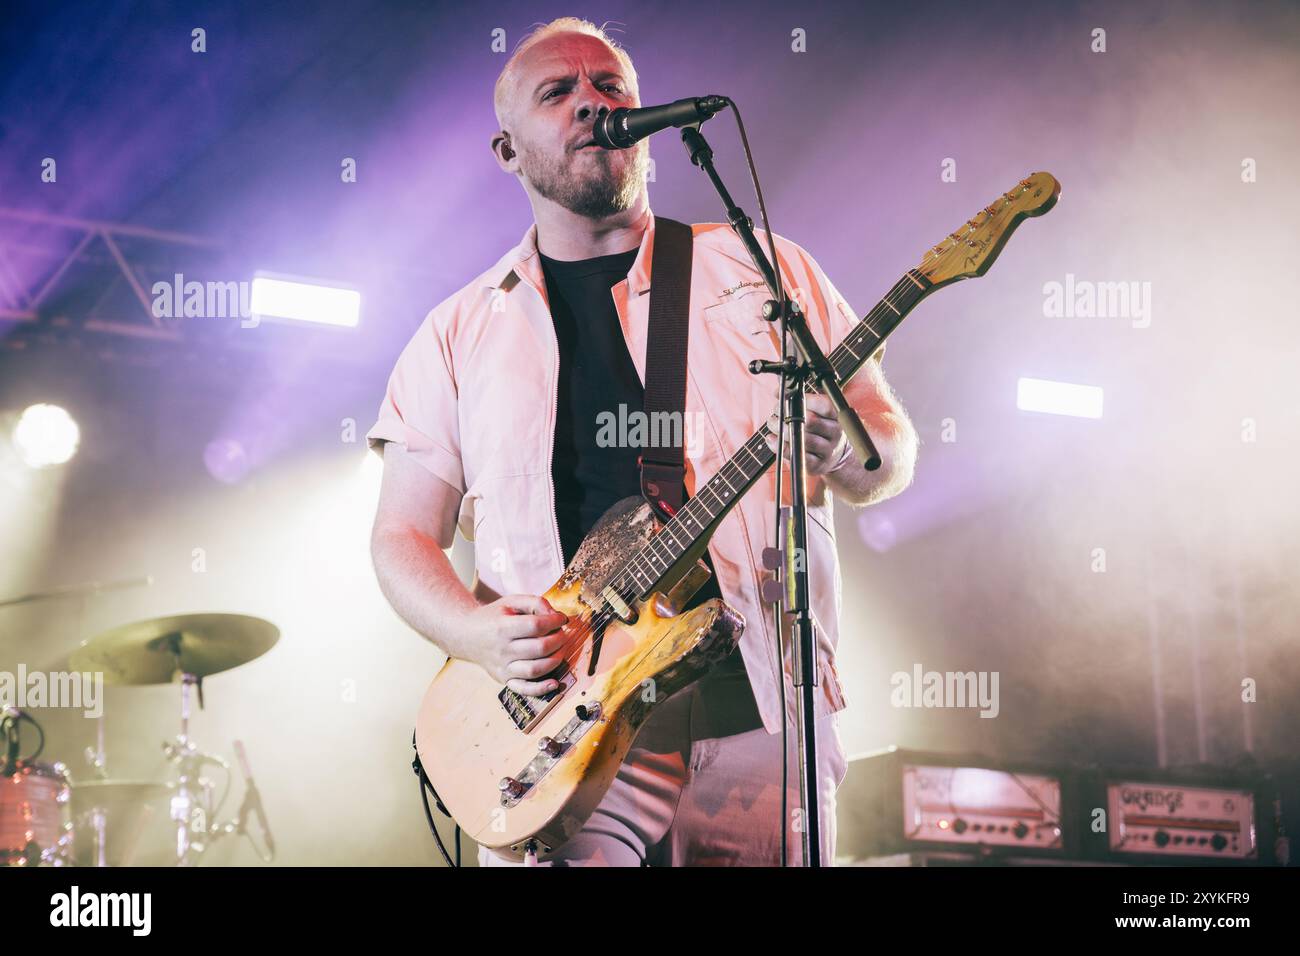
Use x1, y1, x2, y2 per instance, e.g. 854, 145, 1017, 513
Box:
0, 761, 74, 866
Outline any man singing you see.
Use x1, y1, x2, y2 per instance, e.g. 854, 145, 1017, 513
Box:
368, 17, 917, 866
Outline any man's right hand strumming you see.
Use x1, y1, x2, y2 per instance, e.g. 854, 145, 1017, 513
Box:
461, 595, 569, 696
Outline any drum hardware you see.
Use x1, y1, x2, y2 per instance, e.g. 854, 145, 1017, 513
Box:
161, 671, 230, 865
207, 741, 275, 862
66, 613, 281, 866
3, 613, 280, 866
0, 575, 153, 610
83, 710, 108, 780
81, 712, 110, 863
69, 780, 172, 867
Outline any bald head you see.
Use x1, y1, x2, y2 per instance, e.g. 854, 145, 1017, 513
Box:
494, 22, 639, 130
488, 23, 648, 223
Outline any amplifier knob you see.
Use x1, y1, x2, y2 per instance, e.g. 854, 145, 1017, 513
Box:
1154, 829, 1171, 847
1013, 822, 1029, 839
1211, 834, 1228, 851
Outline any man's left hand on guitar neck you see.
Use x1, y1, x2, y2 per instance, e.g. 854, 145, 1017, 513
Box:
763, 360, 917, 508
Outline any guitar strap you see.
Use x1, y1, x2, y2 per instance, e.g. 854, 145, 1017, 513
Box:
639, 216, 693, 524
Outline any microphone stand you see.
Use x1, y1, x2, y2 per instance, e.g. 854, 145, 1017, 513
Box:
677, 121, 880, 866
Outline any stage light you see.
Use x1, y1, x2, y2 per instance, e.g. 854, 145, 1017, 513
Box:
203, 438, 250, 484
1016, 377, 1103, 419
249, 275, 361, 328
858, 512, 898, 554
13, 403, 81, 467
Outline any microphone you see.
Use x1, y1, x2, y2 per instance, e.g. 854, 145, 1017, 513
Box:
233, 740, 275, 857
593, 95, 728, 149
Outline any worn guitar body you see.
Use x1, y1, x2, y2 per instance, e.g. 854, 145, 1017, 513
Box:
415, 495, 744, 860
412, 172, 1061, 861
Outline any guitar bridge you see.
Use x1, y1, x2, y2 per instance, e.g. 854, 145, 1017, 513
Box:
498, 668, 576, 732
499, 703, 606, 809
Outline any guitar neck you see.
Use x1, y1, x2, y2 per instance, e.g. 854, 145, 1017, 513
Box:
825, 270, 931, 383
606, 268, 934, 602
602, 168, 1063, 605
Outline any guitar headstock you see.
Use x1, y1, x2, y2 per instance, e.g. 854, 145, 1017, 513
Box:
917, 172, 1060, 289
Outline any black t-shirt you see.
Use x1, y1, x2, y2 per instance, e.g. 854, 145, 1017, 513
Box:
539, 247, 723, 615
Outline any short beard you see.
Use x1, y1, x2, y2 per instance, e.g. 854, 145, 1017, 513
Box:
521, 142, 648, 219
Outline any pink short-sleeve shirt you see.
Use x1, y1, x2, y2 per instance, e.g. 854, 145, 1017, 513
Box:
368, 211, 881, 739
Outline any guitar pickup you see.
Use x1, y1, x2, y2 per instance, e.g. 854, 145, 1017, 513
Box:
498, 667, 576, 732
601, 585, 638, 624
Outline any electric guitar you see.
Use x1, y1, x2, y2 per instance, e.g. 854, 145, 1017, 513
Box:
414, 172, 1061, 859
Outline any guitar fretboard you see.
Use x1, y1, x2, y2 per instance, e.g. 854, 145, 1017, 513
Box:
605, 269, 932, 605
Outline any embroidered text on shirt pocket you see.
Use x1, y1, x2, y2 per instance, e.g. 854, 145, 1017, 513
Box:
702, 288, 770, 336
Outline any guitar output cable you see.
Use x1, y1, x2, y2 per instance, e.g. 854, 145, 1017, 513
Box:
412, 730, 461, 868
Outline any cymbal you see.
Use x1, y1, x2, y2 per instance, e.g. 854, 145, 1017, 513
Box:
69, 613, 279, 685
